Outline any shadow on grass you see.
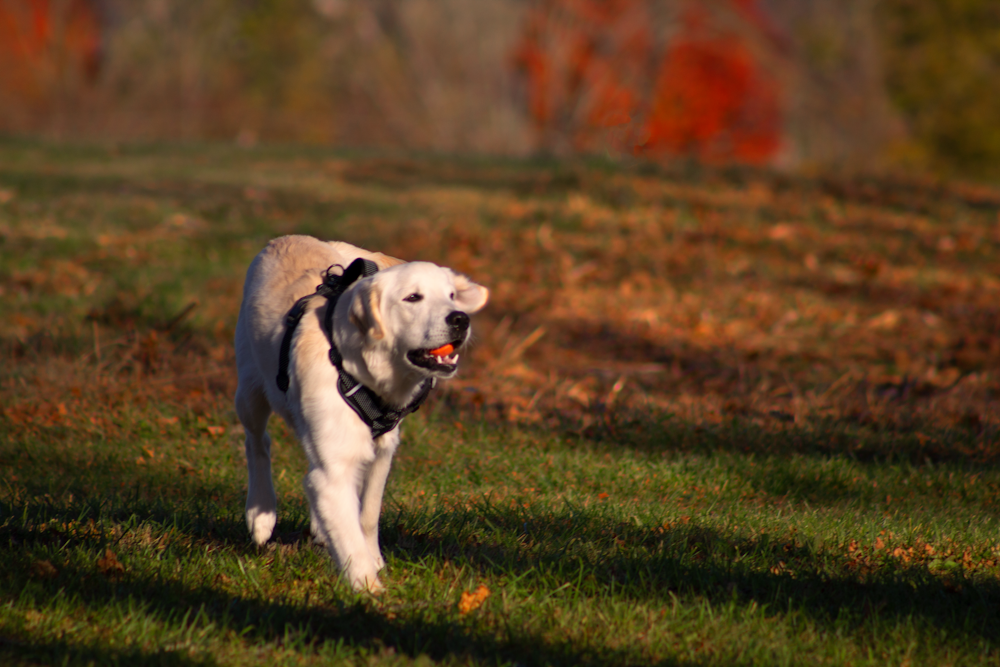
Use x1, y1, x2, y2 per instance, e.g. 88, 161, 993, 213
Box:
0, 442, 254, 553
0, 635, 219, 667
502, 308, 997, 467
2, 438, 998, 664
3, 492, 998, 665
517, 395, 999, 469
383, 499, 1000, 644
3, 484, 686, 665
0, 551, 699, 667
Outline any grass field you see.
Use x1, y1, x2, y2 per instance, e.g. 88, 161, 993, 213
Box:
1, 138, 999, 665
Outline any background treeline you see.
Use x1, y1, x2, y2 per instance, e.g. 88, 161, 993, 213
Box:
0, 0, 998, 178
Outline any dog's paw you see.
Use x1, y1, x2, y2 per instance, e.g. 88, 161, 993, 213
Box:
367, 577, 386, 595
246, 508, 276, 546
352, 573, 385, 595
344, 558, 385, 594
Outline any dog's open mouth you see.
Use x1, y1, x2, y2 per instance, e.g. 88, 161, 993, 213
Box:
406, 341, 463, 373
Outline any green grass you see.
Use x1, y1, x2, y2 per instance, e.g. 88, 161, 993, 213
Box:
1, 139, 999, 665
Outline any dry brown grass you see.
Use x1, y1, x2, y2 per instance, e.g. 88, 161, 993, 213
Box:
2, 147, 999, 464
343, 162, 1000, 455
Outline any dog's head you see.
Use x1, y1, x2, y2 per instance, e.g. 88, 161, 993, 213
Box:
347, 261, 488, 381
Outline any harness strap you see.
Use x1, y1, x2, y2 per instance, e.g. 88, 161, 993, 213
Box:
275, 256, 434, 438
276, 257, 378, 392
328, 334, 436, 438
275, 293, 318, 393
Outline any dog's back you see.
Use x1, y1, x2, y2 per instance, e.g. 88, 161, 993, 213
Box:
234, 236, 403, 401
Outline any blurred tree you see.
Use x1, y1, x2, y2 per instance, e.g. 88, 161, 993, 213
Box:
748, 0, 904, 170
639, 4, 782, 163
235, 0, 333, 142
878, 0, 1000, 177
5, 0, 993, 178
512, 0, 653, 154
0, 0, 101, 123
74, 0, 529, 151
512, 0, 785, 163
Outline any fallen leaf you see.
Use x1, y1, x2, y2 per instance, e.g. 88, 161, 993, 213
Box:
867, 309, 901, 331
97, 549, 125, 578
31, 560, 58, 579
767, 223, 796, 240
458, 584, 491, 615
205, 425, 225, 436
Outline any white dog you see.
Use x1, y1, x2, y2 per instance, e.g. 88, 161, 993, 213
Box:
234, 235, 488, 591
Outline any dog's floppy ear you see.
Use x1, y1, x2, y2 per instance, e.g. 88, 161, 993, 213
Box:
450, 271, 489, 314
349, 280, 386, 340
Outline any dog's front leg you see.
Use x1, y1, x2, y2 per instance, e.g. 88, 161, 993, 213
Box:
304, 459, 383, 592
360, 429, 400, 571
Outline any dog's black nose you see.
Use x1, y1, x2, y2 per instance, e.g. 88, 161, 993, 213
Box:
446, 311, 470, 332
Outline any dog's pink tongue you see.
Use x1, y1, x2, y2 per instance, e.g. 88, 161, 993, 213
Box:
429, 344, 454, 357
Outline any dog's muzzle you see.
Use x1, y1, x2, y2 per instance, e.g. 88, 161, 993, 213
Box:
406, 310, 469, 375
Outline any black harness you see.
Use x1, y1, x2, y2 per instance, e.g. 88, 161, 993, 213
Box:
276, 257, 435, 438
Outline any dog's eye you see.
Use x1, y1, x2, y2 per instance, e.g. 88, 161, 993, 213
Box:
449, 292, 455, 300
403, 293, 423, 303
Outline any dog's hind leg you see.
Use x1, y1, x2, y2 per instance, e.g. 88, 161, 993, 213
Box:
236, 380, 277, 546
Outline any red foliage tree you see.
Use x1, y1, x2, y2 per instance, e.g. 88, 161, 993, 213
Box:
639, 6, 781, 163
0, 0, 101, 104
512, 0, 652, 153
513, 0, 784, 163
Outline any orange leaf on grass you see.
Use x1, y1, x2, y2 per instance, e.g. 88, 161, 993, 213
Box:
458, 585, 491, 615
97, 550, 124, 578
31, 560, 58, 579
